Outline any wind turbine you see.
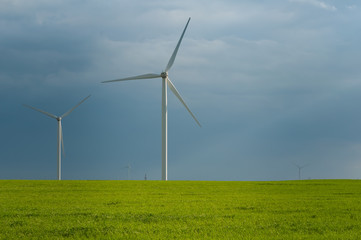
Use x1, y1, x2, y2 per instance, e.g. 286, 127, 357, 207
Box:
293, 163, 308, 180
23, 95, 91, 180
124, 163, 131, 180
102, 17, 201, 181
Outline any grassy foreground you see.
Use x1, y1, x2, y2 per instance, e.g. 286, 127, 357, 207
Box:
0, 180, 361, 239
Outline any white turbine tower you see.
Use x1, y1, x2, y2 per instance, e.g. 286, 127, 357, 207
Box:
23, 95, 91, 180
102, 18, 201, 181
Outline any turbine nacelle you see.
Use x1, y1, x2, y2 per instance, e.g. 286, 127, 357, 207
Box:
161, 72, 168, 79
57, 117, 62, 121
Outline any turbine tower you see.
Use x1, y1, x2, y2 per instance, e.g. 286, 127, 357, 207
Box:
102, 18, 201, 181
23, 95, 91, 180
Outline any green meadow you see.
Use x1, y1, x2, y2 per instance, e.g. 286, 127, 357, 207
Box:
0, 180, 361, 239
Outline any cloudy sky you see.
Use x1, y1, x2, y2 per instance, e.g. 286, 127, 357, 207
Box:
1, 0, 361, 180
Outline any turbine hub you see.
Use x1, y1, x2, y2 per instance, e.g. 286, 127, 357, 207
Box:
57, 117, 62, 121
161, 72, 168, 78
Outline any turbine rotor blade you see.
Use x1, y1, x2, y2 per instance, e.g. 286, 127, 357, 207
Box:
165, 17, 191, 72
300, 164, 308, 169
61, 95, 91, 118
167, 78, 201, 127
23, 104, 58, 119
292, 163, 299, 168
293, 163, 308, 168
102, 73, 161, 83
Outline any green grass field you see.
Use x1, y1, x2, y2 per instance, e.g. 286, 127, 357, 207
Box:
1, 180, 361, 239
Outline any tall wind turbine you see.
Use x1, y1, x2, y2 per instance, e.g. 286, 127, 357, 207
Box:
102, 17, 201, 181
124, 163, 131, 180
23, 95, 91, 180
294, 163, 308, 180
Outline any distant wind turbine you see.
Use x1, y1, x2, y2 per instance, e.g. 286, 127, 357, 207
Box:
23, 95, 91, 180
102, 18, 201, 181
124, 164, 131, 180
293, 163, 308, 180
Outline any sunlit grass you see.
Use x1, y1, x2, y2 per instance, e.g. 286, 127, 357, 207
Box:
1, 180, 360, 239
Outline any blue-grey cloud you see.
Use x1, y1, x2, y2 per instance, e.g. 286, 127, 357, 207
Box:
289, 0, 337, 11
1, 0, 361, 180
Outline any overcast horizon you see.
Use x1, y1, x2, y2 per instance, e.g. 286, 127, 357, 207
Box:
1, 0, 361, 181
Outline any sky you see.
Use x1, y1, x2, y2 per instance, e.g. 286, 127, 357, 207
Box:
1, 0, 361, 181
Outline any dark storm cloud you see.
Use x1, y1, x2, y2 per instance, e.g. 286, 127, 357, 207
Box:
1, 0, 361, 180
